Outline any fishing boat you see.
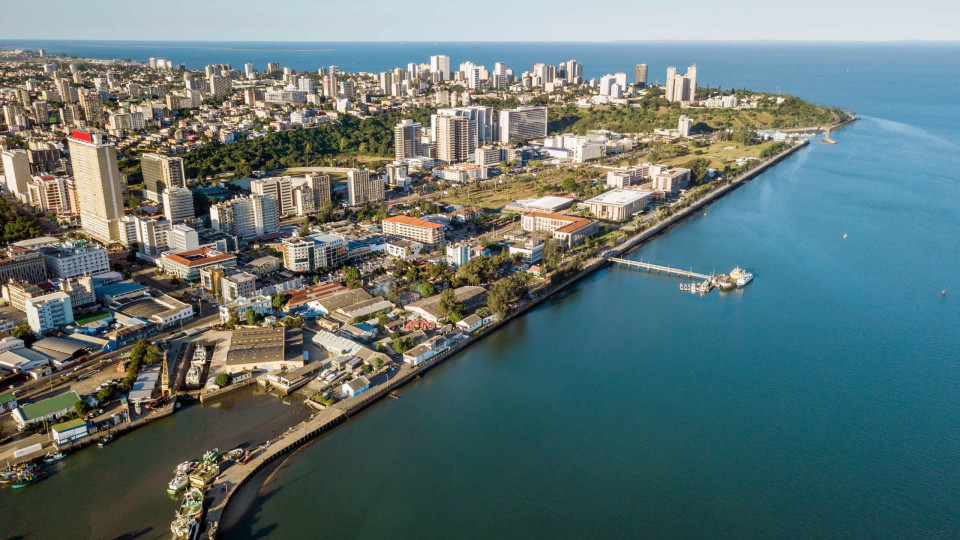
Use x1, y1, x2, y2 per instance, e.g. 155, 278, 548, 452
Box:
188, 462, 219, 488
98, 432, 115, 447
11, 471, 47, 489
200, 449, 220, 463
223, 448, 244, 461
167, 474, 189, 494
237, 451, 253, 465
174, 460, 198, 476
171, 487, 205, 540
43, 451, 66, 463
729, 267, 754, 287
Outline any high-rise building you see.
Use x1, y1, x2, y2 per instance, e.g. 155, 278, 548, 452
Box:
305, 172, 331, 210
210, 195, 278, 239
162, 186, 195, 223
394, 119, 422, 160
635, 64, 648, 86
282, 233, 347, 272
79, 91, 104, 124
266, 62, 282, 77
25, 292, 73, 333
27, 175, 69, 213
665, 65, 697, 103
499, 106, 548, 144
565, 59, 583, 84
678, 115, 693, 137
208, 74, 232, 97
251, 176, 294, 217
436, 115, 474, 164
68, 131, 127, 244
430, 55, 451, 81
2, 149, 32, 203
379, 71, 393, 95
141, 153, 186, 201
346, 169, 384, 206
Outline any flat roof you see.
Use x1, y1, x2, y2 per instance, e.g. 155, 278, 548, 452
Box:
128, 366, 160, 403
383, 215, 443, 229
52, 418, 88, 432
226, 327, 303, 366
165, 248, 236, 268
584, 189, 653, 206
96, 281, 148, 297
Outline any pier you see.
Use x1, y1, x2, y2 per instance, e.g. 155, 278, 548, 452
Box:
609, 258, 711, 280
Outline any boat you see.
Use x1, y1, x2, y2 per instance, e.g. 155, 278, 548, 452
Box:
188, 462, 219, 488
98, 432, 115, 447
11, 471, 47, 489
729, 267, 754, 287
167, 474, 189, 494
200, 449, 220, 463
224, 448, 244, 461
43, 451, 66, 463
171, 487, 205, 540
237, 451, 253, 465
175, 460, 198, 476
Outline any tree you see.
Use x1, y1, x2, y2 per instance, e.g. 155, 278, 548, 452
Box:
97, 385, 115, 404
11, 325, 36, 347
215, 373, 232, 387
415, 281, 437, 298
245, 308, 259, 327
272, 293, 288, 311
345, 267, 360, 282
374, 357, 385, 370
439, 289, 465, 321
226, 309, 240, 329
487, 285, 510, 317
74, 400, 92, 417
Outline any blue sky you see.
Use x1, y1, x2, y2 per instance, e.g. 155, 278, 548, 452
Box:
6, 0, 959, 41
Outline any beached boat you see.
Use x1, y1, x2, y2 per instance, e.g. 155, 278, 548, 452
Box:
167, 474, 189, 494
171, 487, 205, 540
43, 451, 66, 463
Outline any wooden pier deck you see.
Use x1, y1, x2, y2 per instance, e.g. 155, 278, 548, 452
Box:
609, 258, 711, 280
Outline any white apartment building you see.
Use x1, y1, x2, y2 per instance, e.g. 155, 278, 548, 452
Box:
67, 131, 127, 244
381, 216, 445, 246
251, 176, 295, 217
394, 119, 422, 160
162, 186, 195, 223
135, 217, 171, 256
2, 149, 32, 203
140, 153, 186, 201
210, 195, 279, 239
40, 243, 110, 278
346, 169, 384, 206
282, 234, 347, 273
218, 295, 272, 323
169, 224, 200, 253
25, 292, 74, 333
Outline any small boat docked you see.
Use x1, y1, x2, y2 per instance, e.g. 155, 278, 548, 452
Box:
11, 471, 47, 489
167, 474, 189, 494
43, 451, 66, 463
174, 460, 198, 476
98, 433, 115, 447
223, 448, 244, 461
171, 487, 205, 540
200, 449, 220, 463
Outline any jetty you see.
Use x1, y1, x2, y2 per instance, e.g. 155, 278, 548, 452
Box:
609, 258, 711, 280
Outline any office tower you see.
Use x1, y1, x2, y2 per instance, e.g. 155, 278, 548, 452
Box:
665, 65, 697, 103
436, 115, 474, 164
162, 186, 195, 223
306, 172, 331, 208
67, 131, 127, 244
251, 176, 294, 217
347, 169, 384, 206
2, 150, 32, 203
532, 63, 556, 86
141, 153, 186, 201
493, 62, 509, 88
498, 106, 548, 144
79, 91, 104, 124
635, 64, 648, 86
430, 55, 451, 81
394, 119, 422, 160
210, 195, 278, 238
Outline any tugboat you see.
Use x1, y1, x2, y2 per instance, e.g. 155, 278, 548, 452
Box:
11, 470, 47, 489
43, 451, 66, 464
171, 487, 205, 540
98, 432, 115, 447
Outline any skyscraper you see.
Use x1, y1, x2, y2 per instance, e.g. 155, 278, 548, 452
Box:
210, 195, 278, 239
635, 64, 648, 86
394, 119, 422, 160
499, 107, 548, 144
347, 169, 384, 206
430, 55, 451, 81
141, 153, 186, 201
2, 149, 32, 203
665, 65, 697, 103
68, 131, 127, 244
565, 59, 583, 84
251, 176, 294, 217
306, 172, 331, 209
436, 115, 474, 164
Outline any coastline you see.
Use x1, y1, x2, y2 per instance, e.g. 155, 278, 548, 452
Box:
209, 121, 855, 538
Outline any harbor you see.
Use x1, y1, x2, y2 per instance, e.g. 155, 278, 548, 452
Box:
609, 258, 754, 294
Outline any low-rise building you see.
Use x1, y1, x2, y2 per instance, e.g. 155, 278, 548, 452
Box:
0, 248, 47, 284
342, 376, 371, 397
508, 240, 544, 264
161, 247, 237, 281
385, 238, 423, 260
40, 243, 109, 279
51, 418, 90, 445
219, 295, 272, 323
582, 189, 652, 221
25, 291, 74, 333
406, 286, 486, 323
224, 326, 305, 374
520, 212, 598, 247
651, 166, 691, 194
381, 215, 445, 246
12, 390, 81, 429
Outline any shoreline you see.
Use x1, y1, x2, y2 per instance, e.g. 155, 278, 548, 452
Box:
209, 121, 855, 538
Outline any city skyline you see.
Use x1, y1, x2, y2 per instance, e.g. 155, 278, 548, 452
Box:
1, 0, 958, 42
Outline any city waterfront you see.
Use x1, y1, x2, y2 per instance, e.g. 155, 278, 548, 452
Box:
226, 113, 960, 538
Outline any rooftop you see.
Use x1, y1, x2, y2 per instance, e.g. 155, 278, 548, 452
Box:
16, 391, 81, 422
383, 215, 444, 229
525, 212, 596, 234
583, 188, 653, 206
164, 247, 236, 268
225, 327, 303, 367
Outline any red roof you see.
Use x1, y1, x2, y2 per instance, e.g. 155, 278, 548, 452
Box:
286, 281, 348, 308
525, 212, 594, 234
383, 215, 444, 229
165, 248, 236, 268
71, 130, 92, 143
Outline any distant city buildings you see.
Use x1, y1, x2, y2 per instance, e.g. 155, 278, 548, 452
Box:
665, 65, 697, 103
346, 169, 384, 206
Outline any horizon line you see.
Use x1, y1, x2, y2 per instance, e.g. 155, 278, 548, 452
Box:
2, 38, 959, 44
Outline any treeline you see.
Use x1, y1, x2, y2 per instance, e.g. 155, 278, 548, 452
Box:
0, 196, 43, 242
182, 108, 434, 178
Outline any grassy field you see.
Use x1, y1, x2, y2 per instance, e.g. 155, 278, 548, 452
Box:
661, 140, 783, 169
440, 166, 604, 209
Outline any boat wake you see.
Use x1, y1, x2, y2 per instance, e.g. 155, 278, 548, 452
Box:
858, 115, 958, 150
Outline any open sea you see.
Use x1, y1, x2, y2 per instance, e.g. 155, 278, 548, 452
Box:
1, 41, 960, 539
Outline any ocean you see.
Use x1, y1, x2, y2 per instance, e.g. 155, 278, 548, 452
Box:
1, 42, 959, 539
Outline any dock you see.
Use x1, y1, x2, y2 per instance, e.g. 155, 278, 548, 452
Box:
609, 258, 711, 280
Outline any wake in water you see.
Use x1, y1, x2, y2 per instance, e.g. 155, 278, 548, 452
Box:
858, 115, 959, 150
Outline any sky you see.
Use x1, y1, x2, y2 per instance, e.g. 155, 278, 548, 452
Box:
5, 0, 959, 42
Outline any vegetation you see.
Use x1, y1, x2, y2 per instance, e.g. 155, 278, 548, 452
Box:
439, 289, 465, 322
487, 273, 532, 317
120, 339, 163, 392
96, 385, 116, 404
11, 324, 36, 347
272, 293, 288, 311
0, 197, 43, 242
215, 373, 232, 387
73, 400, 92, 417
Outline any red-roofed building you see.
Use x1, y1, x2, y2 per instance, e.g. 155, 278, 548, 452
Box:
284, 281, 348, 311
160, 247, 237, 280
520, 212, 598, 247
382, 215, 445, 246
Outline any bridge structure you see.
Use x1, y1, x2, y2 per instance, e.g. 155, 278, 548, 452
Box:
609, 257, 711, 280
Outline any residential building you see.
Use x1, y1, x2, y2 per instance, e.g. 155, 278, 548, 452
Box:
40, 243, 110, 278
635, 63, 648, 86
651, 167, 691, 194
210, 195, 279, 238
2, 149, 32, 203
26, 291, 74, 333
161, 247, 237, 281
1, 280, 46, 312
0, 248, 47, 284
382, 215, 445, 245
430, 55, 451, 80
27, 175, 69, 213
394, 119, 422, 160
168, 224, 200, 252
678, 115, 693, 137
162, 186, 195, 223
436, 115, 474, 163
346, 169, 384, 206
445, 242, 474, 268
385, 238, 423, 260
306, 172, 332, 209
665, 65, 697, 103
282, 233, 348, 273
251, 176, 295, 217
134, 217, 171, 256
499, 106, 548, 144
583, 189, 652, 221
68, 131, 127, 244
520, 212, 598, 247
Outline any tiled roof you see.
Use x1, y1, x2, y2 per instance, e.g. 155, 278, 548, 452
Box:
383, 215, 444, 229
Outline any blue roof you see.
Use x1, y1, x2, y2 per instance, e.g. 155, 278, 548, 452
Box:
96, 281, 148, 296
355, 323, 376, 332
